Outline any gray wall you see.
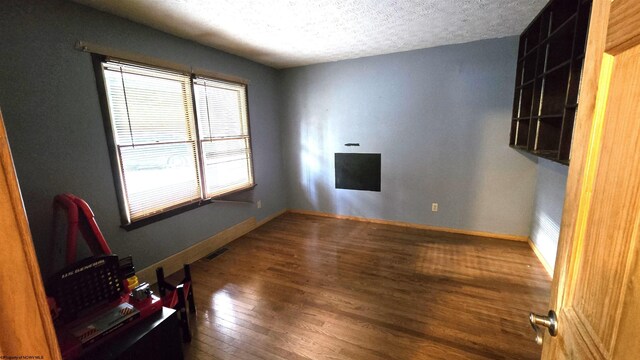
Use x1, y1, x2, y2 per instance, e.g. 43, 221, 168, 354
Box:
280, 37, 538, 236
0, 0, 287, 277
530, 158, 568, 273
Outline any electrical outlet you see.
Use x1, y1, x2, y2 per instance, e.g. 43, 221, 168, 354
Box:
257, 200, 262, 209
432, 203, 438, 212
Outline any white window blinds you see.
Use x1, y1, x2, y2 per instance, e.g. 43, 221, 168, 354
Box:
193, 78, 254, 197
102, 60, 201, 222
99, 59, 255, 225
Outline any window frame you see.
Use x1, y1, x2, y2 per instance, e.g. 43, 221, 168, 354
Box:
92, 54, 256, 230
192, 76, 255, 199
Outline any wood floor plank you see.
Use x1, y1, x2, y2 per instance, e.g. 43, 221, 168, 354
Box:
181, 213, 550, 359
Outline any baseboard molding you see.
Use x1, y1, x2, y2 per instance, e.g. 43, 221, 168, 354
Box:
527, 238, 554, 277
288, 209, 528, 242
136, 208, 287, 284
256, 208, 287, 228
136, 207, 530, 284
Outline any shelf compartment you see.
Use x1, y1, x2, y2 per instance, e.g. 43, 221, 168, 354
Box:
540, 65, 571, 117
514, 119, 531, 147
539, 59, 572, 78
522, 51, 539, 83
534, 117, 562, 152
543, 13, 578, 42
524, 17, 543, 52
548, 0, 579, 33
546, 19, 577, 70
519, 84, 535, 119
537, 45, 549, 75
521, 13, 578, 62
574, 1, 592, 57
566, 58, 585, 106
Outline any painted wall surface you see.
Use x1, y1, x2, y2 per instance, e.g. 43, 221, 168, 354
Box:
0, 1, 287, 277
281, 37, 538, 236
530, 158, 569, 273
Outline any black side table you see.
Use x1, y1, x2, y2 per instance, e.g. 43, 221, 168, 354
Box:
78, 307, 183, 360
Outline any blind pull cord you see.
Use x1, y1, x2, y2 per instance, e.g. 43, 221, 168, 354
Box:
203, 82, 213, 140
119, 67, 135, 148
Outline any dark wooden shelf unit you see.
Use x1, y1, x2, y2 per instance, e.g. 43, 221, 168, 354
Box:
509, 0, 592, 164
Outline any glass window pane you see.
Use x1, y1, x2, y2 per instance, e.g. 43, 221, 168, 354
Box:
120, 142, 201, 219
201, 139, 252, 196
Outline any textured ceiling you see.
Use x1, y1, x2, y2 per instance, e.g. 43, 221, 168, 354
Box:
72, 0, 548, 69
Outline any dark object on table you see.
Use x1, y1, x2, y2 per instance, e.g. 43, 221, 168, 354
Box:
156, 264, 196, 342
47, 255, 123, 323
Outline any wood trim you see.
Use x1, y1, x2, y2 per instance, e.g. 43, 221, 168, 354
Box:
0, 110, 61, 359
136, 208, 286, 284
136, 217, 256, 284
605, 0, 640, 55
288, 209, 528, 242
563, 52, 614, 307
561, 307, 608, 359
76, 41, 250, 85
527, 237, 554, 277
256, 208, 287, 228
136, 206, 527, 285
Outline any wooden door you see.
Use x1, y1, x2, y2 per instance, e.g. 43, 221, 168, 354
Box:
540, 0, 640, 358
0, 110, 61, 359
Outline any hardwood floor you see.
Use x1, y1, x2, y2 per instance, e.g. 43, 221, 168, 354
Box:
180, 213, 551, 360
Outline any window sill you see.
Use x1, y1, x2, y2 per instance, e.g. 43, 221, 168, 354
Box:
121, 184, 257, 231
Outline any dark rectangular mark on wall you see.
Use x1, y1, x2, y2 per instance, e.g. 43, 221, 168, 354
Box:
335, 153, 381, 192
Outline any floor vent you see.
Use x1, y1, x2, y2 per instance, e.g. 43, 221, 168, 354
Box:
205, 247, 228, 261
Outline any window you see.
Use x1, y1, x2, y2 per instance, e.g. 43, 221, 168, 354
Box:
99, 59, 254, 226
193, 78, 253, 197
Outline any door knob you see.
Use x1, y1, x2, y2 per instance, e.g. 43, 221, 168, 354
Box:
529, 310, 558, 345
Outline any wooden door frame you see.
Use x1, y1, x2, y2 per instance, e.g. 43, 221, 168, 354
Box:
0, 110, 61, 359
